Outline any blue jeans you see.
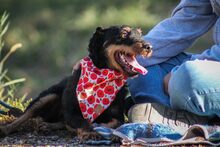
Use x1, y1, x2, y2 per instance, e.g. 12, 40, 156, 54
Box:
127, 53, 190, 107
169, 60, 220, 117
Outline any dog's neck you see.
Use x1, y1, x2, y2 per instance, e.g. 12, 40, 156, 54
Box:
76, 57, 127, 123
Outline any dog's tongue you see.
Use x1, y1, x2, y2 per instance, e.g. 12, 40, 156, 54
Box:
125, 55, 148, 75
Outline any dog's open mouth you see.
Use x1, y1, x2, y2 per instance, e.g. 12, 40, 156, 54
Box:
114, 52, 147, 76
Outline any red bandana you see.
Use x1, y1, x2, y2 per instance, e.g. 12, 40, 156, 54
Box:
76, 57, 127, 123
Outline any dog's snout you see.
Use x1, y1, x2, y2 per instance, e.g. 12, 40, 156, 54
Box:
141, 43, 153, 57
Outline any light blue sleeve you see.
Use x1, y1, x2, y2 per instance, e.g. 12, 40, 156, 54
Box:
138, 0, 218, 66
191, 18, 220, 61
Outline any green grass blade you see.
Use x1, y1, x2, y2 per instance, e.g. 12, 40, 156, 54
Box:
0, 70, 8, 81
0, 12, 9, 27
2, 78, 26, 87
0, 23, 9, 37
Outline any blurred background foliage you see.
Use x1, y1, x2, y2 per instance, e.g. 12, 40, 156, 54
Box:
0, 0, 213, 98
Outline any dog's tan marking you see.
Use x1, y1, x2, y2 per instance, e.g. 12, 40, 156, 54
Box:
136, 28, 142, 35
120, 27, 131, 38
105, 44, 136, 72
141, 49, 153, 57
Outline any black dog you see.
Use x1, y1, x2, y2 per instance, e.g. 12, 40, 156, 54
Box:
0, 25, 152, 140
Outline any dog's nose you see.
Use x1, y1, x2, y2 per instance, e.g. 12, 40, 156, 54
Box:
148, 45, 153, 50
144, 43, 153, 51
141, 43, 153, 57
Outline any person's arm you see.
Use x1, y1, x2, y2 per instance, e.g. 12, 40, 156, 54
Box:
138, 0, 218, 66
163, 72, 171, 95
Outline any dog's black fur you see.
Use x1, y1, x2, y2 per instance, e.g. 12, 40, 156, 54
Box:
0, 25, 152, 141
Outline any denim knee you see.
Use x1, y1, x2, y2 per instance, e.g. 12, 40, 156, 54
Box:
169, 60, 220, 117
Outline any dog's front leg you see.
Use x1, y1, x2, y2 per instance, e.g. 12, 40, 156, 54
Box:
62, 94, 102, 141
62, 74, 102, 141
64, 115, 102, 141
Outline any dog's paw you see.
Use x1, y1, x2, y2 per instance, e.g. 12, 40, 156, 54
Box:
77, 128, 103, 142
37, 122, 51, 132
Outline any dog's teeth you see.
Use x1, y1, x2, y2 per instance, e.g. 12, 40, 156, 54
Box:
131, 67, 136, 72
120, 53, 126, 62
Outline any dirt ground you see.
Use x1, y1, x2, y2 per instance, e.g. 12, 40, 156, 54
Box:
0, 118, 120, 146
0, 118, 79, 146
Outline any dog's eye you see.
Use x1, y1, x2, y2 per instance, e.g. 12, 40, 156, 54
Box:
120, 31, 129, 39
120, 27, 131, 39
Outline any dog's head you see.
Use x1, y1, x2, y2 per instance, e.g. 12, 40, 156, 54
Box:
88, 25, 152, 76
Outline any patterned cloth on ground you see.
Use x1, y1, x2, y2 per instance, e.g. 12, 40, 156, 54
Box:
84, 123, 220, 146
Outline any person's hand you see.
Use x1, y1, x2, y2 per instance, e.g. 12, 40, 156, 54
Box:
72, 61, 81, 74
163, 72, 171, 95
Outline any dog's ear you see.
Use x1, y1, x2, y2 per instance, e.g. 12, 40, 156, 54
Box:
95, 27, 104, 34
89, 27, 105, 50
88, 26, 107, 68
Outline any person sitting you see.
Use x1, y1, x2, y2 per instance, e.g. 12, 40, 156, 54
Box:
127, 0, 220, 126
